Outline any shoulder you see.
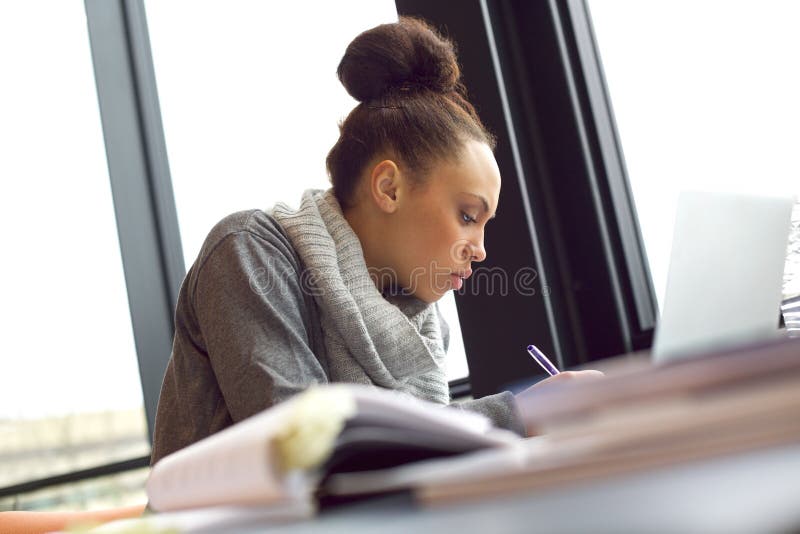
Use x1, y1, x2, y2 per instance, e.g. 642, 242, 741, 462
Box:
199, 209, 291, 255
194, 209, 298, 267
186, 209, 305, 297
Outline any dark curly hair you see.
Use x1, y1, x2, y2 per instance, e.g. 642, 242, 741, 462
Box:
326, 16, 496, 209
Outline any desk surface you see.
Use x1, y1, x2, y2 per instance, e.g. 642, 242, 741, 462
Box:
258, 444, 800, 534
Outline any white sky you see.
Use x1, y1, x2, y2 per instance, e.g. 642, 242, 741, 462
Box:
0, 3, 142, 419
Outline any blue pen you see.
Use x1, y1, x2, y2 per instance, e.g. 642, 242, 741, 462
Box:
526, 344, 560, 376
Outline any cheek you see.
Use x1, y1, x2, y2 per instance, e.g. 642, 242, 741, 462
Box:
416, 215, 462, 264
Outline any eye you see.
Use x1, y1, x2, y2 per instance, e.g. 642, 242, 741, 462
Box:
460, 211, 477, 225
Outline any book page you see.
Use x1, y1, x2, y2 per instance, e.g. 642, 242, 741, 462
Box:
347, 384, 519, 446
147, 401, 302, 511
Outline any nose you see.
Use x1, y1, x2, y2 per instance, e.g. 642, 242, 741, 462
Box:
470, 237, 487, 263
453, 235, 487, 264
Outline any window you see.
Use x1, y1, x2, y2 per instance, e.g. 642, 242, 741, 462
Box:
0, 2, 149, 491
145, 0, 469, 380
587, 0, 800, 307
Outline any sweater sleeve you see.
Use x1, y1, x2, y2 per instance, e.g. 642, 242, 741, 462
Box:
192, 227, 328, 422
152, 208, 527, 466
452, 393, 526, 436
151, 211, 330, 464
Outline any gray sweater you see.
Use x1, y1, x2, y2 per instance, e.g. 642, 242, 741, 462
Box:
151, 209, 523, 465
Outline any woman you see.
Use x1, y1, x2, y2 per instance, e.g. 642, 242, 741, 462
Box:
150, 16, 600, 465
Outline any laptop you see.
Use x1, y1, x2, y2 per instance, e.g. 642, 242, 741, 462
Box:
652, 190, 795, 362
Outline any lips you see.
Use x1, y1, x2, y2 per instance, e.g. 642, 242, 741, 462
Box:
450, 273, 464, 291
449, 268, 472, 291
454, 268, 473, 280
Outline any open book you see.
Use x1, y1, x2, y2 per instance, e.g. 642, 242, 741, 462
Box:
146, 384, 519, 513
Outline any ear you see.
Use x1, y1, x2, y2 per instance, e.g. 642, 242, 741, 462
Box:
368, 159, 402, 214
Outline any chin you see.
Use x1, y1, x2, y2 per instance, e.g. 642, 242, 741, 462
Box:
416, 289, 446, 304
399, 277, 447, 303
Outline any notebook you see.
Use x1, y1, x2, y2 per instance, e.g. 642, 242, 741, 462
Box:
651, 190, 795, 362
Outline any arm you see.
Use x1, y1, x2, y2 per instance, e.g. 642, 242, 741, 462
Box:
453, 393, 526, 436
434, 305, 602, 436
455, 372, 606, 437
151, 213, 327, 463
194, 227, 328, 421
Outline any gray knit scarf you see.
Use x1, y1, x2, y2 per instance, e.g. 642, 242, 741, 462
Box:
270, 188, 450, 405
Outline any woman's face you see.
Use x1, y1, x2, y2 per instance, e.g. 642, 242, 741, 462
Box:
388, 140, 501, 303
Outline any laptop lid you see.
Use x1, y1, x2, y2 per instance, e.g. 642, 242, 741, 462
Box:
652, 191, 794, 362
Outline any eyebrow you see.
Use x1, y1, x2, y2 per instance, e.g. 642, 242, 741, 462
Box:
463, 193, 497, 219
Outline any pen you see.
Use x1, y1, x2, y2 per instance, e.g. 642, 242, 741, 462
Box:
526, 344, 560, 376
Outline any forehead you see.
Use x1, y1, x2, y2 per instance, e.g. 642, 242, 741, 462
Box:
430, 141, 501, 209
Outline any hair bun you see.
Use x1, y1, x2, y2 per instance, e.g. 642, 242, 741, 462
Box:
337, 17, 460, 102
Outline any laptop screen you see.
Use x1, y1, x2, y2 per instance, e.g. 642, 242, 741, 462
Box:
652, 191, 794, 362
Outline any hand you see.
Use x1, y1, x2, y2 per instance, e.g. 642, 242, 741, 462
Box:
525, 369, 605, 390
514, 370, 605, 436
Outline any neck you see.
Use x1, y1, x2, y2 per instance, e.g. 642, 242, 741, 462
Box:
343, 204, 394, 292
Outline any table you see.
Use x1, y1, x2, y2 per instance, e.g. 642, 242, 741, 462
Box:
259, 444, 800, 534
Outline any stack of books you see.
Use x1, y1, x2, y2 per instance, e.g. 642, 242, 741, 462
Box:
415, 336, 800, 505
94, 337, 800, 532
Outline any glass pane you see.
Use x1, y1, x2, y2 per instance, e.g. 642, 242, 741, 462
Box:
0, 469, 149, 512
0, 2, 149, 489
587, 0, 800, 308
146, 1, 471, 381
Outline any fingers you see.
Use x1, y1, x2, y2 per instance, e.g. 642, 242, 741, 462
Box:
515, 370, 605, 437
544, 369, 605, 383
518, 369, 605, 399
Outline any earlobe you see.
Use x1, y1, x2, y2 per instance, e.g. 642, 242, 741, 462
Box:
370, 159, 401, 214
